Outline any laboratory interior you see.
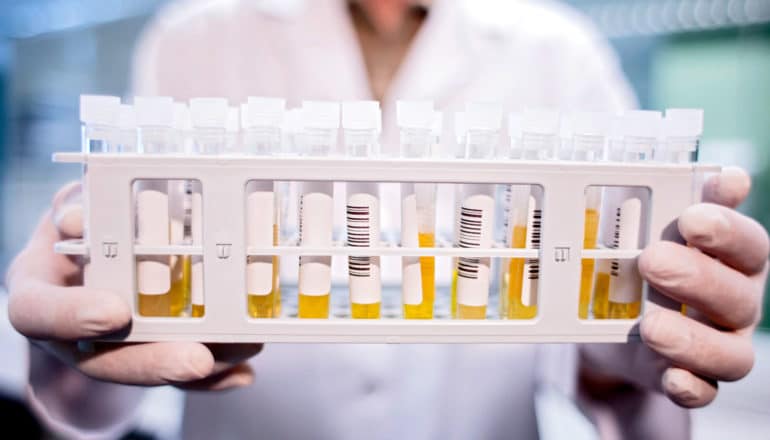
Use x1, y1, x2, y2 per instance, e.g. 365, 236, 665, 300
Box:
1, 0, 770, 439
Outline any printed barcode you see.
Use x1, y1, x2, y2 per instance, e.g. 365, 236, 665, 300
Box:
610, 206, 621, 277
347, 204, 371, 277
183, 181, 192, 242
527, 209, 542, 280
458, 206, 483, 279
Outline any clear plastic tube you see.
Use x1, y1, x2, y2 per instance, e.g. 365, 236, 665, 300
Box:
343, 101, 381, 319
398, 101, 437, 319
297, 101, 339, 319
243, 97, 285, 318
134, 97, 176, 317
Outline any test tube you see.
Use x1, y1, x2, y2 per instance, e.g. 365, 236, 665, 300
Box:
659, 109, 703, 164
595, 110, 660, 319
398, 101, 438, 319
225, 106, 241, 154
167, 103, 193, 317
570, 112, 609, 319
117, 104, 137, 153
188, 97, 228, 317
451, 102, 501, 319
243, 97, 285, 318
500, 109, 558, 319
342, 101, 382, 318
79, 95, 121, 287
134, 96, 176, 317
297, 101, 339, 319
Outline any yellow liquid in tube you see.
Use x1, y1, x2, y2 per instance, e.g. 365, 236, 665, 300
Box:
138, 293, 170, 317
191, 304, 205, 318
505, 225, 536, 319
352, 302, 381, 319
578, 209, 599, 319
404, 232, 436, 319
298, 293, 330, 318
592, 271, 610, 319
608, 301, 641, 319
248, 224, 281, 318
169, 255, 191, 317
457, 304, 487, 319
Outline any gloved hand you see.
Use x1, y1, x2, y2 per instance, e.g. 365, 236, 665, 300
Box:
581, 166, 769, 408
7, 182, 262, 390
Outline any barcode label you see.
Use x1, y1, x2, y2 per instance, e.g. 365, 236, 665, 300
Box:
610, 206, 621, 277
347, 204, 371, 277
526, 208, 542, 280
458, 206, 483, 280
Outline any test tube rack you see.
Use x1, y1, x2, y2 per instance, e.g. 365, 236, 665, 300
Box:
53, 152, 718, 343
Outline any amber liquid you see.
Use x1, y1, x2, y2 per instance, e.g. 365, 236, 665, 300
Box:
608, 301, 641, 319
504, 225, 536, 319
457, 304, 487, 319
592, 272, 610, 319
403, 232, 436, 319
248, 225, 281, 318
351, 302, 381, 319
169, 255, 191, 317
579, 209, 599, 319
298, 294, 330, 319
191, 304, 205, 317
138, 292, 171, 317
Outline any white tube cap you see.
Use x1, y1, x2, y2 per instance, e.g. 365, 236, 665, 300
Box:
189, 97, 228, 128
118, 104, 136, 130
396, 100, 434, 129
508, 113, 522, 139
572, 111, 610, 137
226, 106, 240, 133
454, 112, 467, 143
664, 108, 704, 138
172, 103, 191, 131
301, 100, 340, 129
80, 95, 120, 126
621, 110, 662, 138
342, 100, 381, 131
522, 109, 560, 135
465, 101, 502, 130
135, 96, 174, 127
243, 97, 286, 128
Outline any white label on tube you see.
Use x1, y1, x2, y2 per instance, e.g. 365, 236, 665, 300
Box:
136, 180, 170, 295
191, 184, 204, 306
299, 183, 333, 296
347, 188, 381, 304
456, 188, 495, 307
246, 184, 275, 296
401, 185, 422, 305
521, 196, 540, 307
609, 197, 643, 304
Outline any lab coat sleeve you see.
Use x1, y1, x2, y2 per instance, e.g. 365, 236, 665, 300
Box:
26, 345, 145, 440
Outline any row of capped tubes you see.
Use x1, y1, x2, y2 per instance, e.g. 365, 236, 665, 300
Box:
79, 96, 699, 321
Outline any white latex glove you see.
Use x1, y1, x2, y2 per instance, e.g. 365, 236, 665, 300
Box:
7, 182, 262, 390
581, 167, 769, 410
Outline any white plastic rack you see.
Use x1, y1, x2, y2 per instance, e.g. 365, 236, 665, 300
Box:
53, 152, 718, 343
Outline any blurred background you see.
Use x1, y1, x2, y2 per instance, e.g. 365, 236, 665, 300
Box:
1, 0, 769, 438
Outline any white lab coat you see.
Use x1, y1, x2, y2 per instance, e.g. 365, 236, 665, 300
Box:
28, 0, 662, 439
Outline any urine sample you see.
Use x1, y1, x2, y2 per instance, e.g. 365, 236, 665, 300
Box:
570, 111, 609, 319
297, 101, 339, 319
134, 97, 179, 317
501, 109, 558, 319
594, 111, 659, 319
243, 97, 286, 318
453, 184, 496, 319
343, 101, 382, 319
188, 98, 230, 316
397, 101, 438, 319
451, 102, 501, 319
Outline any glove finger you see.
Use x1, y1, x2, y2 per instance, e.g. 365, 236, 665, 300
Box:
678, 203, 769, 276
48, 341, 215, 386
641, 308, 754, 382
662, 367, 718, 409
701, 166, 750, 209
176, 362, 255, 391
8, 279, 131, 341
639, 241, 760, 330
